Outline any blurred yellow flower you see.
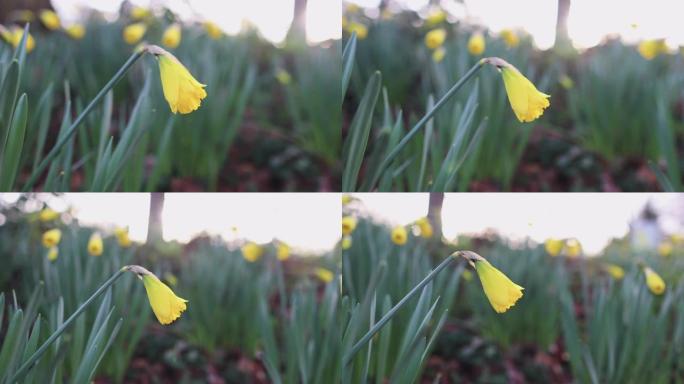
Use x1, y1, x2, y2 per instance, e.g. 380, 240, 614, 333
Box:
559, 74, 574, 90
162, 24, 182, 49
565, 239, 582, 258
114, 227, 132, 247
467, 32, 485, 56
671, 233, 684, 245
644, 266, 665, 295
658, 241, 673, 257
6, 27, 35, 53
164, 272, 178, 287
275, 69, 292, 85
14, 10, 35, 22
459, 251, 523, 313
425, 8, 447, 26
425, 28, 446, 50
130, 6, 151, 21
500, 29, 519, 48
347, 22, 368, 40
277, 242, 290, 261
314, 268, 334, 283
345, 3, 361, 14
241, 242, 263, 262
432, 46, 446, 63
123, 23, 146, 45
47, 246, 58, 262
342, 235, 352, 250
342, 194, 352, 205
124, 265, 187, 325
39, 208, 59, 222
342, 216, 357, 235
42, 229, 62, 248
88, 233, 103, 256
484, 57, 550, 123
544, 238, 563, 256
604, 264, 625, 280
204, 21, 222, 39
638, 39, 667, 60
415, 217, 433, 238
146, 45, 207, 114
65, 24, 85, 40
391, 226, 407, 245
39, 9, 60, 30
462, 269, 473, 282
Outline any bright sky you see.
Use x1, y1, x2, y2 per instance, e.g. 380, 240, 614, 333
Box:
0, 193, 341, 253
350, 193, 684, 255
348, 0, 684, 50
51, 0, 341, 44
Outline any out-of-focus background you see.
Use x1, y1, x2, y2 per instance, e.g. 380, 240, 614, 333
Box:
343, 0, 684, 192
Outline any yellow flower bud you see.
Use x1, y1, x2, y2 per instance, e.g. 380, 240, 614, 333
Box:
275, 69, 292, 85
462, 269, 473, 282
415, 217, 433, 239
65, 24, 85, 40
7, 27, 35, 53
341, 235, 352, 250
314, 268, 334, 283
241, 242, 263, 262
638, 39, 667, 60
604, 263, 624, 280
47, 246, 59, 261
346, 22, 368, 40
88, 233, 103, 256
425, 28, 446, 50
643, 266, 665, 295
42, 229, 62, 248
500, 29, 519, 48
432, 46, 446, 63
467, 32, 485, 56
658, 241, 673, 257
565, 239, 581, 258
164, 272, 178, 287
162, 24, 182, 49
342, 216, 357, 235
204, 21, 222, 39
558, 74, 574, 90
391, 226, 407, 245
544, 238, 563, 256
342, 194, 352, 205
458, 251, 523, 313
39, 9, 60, 30
277, 242, 290, 261
124, 265, 187, 325
114, 227, 132, 247
39, 208, 59, 222
425, 8, 447, 26
130, 6, 151, 21
123, 23, 146, 45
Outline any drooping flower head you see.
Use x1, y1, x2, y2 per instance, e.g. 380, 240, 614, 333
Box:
114, 227, 132, 247
162, 24, 182, 49
123, 23, 146, 45
277, 241, 290, 261
415, 217, 434, 238
314, 268, 334, 283
457, 250, 524, 313
638, 39, 667, 60
391, 226, 407, 245
544, 238, 563, 256
39, 208, 59, 222
3, 26, 35, 53
467, 32, 485, 56
241, 242, 263, 262
42, 229, 62, 248
342, 216, 357, 235
123, 265, 188, 325
643, 266, 665, 295
425, 28, 446, 50
604, 263, 625, 280
204, 21, 222, 39
500, 29, 519, 48
39, 9, 60, 30
88, 233, 104, 256
483, 57, 550, 123
65, 24, 85, 40
145, 45, 207, 115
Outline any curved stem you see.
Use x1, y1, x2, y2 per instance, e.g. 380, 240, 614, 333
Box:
22, 51, 145, 192
9, 269, 127, 382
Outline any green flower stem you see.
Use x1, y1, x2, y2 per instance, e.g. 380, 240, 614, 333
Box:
365, 60, 485, 191
22, 51, 145, 192
342, 255, 457, 366
10, 269, 127, 382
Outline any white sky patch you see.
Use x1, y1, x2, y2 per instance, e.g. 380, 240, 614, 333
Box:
347, 0, 684, 50
350, 193, 683, 255
0, 193, 341, 253
51, 0, 339, 44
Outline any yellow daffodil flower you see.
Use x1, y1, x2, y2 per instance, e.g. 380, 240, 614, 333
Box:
658, 241, 673, 257
638, 39, 667, 60
275, 69, 292, 85
391, 226, 407, 245
346, 22, 368, 40
342, 235, 352, 250
145, 45, 207, 115
604, 263, 624, 280
241, 242, 263, 262
544, 238, 563, 256
204, 21, 222, 39
457, 251, 523, 313
500, 29, 519, 48
114, 227, 132, 247
39, 208, 59, 222
342, 194, 352, 205
314, 268, 334, 283
483, 57, 550, 123
88, 233, 104, 256
130, 6, 151, 21
643, 266, 665, 295
432, 46, 446, 63
39, 9, 60, 30
565, 239, 582, 258
47, 246, 58, 261
415, 217, 434, 238
277, 242, 290, 261
425, 28, 446, 50
42, 229, 62, 248
162, 24, 181, 49
5, 27, 35, 53
124, 265, 187, 325
342, 216, 357, 235
65, 24, 85, 40
123, 23, 146, 45
425, 8, 447, 26
468, 32, 485, 56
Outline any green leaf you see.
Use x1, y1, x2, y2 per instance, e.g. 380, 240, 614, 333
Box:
0, 93, 28, 190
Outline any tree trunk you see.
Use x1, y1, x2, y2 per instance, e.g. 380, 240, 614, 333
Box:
554, 0, 572, 52
288, 0, 307, 42
147, 193, 164, 244
1, 0, 52, 23
427, 193, 444, 239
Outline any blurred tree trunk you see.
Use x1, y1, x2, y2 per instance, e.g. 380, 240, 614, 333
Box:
288, 0, 307, 43
554, 0, 573, 53
427, 193, 444, 239
147, 193, 164, 244
0, 0, 51, 23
